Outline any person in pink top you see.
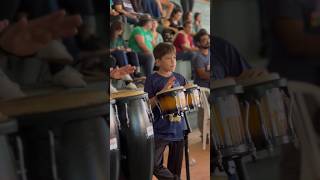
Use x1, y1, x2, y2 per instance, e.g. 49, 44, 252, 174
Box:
173, 20, 198, 61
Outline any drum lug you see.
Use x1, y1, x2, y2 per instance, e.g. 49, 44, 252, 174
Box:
255, 100, 273, 150
15, 136, 28, 180
144, 98, 154, 123
125, 103, 130, 127
114, 105, 121, 130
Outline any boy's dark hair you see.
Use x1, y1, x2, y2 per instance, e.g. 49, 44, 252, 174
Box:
183, 20, 192, 27
153, 43, 176, 60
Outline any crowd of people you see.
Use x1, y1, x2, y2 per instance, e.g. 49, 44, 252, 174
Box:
109, 0, 209, 91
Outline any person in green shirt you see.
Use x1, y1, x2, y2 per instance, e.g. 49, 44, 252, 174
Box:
128, 15, 155, 76
110, 21, 143, 77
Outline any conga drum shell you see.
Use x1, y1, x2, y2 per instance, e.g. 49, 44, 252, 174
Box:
156, 86, 187, 114
112, 91, 154, 180
211, 78, 249, 158
238, 73, 292, 150
185, 84, 201, 110
110, 99, 120, 180
0, 121, 19, 180
0, 89, 108, 124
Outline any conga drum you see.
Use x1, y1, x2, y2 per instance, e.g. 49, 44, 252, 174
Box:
109, 99, 120, 180
111, 90, 154, 180
0, 119, 20, 180
184, 84, 201, 112
0, 89, 108, 180
210, 78, 250, 158
238, 73, 294, 151
156, 86, 188, 116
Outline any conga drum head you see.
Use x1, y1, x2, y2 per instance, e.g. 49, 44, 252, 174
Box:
111, 90, 147, 102
156, 86, 187, 115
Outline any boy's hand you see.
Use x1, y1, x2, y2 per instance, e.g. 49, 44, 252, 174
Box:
162, 76, 176, 91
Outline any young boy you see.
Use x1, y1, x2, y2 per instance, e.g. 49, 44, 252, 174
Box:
144, 42, 187, 180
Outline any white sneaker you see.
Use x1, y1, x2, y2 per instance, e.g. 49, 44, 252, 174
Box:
37, 40, 73, 64
52, 66, 87, 88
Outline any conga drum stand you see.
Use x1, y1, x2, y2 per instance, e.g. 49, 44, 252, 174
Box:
183, 112, 192, 180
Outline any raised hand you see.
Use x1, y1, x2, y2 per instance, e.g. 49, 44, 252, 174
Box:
162, 76, 176, 90
110, 65, 136, 80
0, 10, 82, 57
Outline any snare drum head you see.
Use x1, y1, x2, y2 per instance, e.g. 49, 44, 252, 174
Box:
111, 90, 146, 100
156, 86, 185, 96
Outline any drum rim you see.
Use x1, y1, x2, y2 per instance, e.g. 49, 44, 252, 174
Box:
156, 86, 185, 96
184, 84, 199, 89
237, 73, 280, 87
211, 78, 237, 90
111, 90, 146, 99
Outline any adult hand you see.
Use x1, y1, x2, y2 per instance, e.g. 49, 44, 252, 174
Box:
0, 10, 82, 57
110, 65, 136, 79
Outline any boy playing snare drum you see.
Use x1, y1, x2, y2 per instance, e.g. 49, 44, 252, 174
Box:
144, 42, 188, 180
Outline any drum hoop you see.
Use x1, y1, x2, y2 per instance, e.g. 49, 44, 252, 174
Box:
241, 79, 288, 99
185, 86, 200, 92
211, 85, 243, 98
112, 92, 148, 102
237, 73, 280, 87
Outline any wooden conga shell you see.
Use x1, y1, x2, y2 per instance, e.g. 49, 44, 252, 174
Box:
185, 84, 201, 110
156, 86, 187, 115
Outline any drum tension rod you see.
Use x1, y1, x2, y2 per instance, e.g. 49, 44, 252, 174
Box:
16, 136, 27, 180
49, 130, 60, 180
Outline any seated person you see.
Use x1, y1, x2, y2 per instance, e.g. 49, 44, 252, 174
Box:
141, 0, 161, 18
193, 12, 202, 33
160, 18, 178, 43
183, 11, 193, 24
110, 21, 143, 77
193, 29, 210, 88
113, 0, 141, 24
128, 15, 155, 76
173, 21, 198, 61
110, 0, 122, 23
151, 19, 164, 46
169, 9, 183, 31
156, 0, 175, 18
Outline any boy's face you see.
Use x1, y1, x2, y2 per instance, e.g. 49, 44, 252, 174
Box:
157, 52, 176, 72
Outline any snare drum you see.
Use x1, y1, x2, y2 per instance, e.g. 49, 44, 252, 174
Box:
111, 90, 154, 180
210, 78, 249, 158
184, 84, 201, 111
238, 73, 293, 151
109, 99, 120, 180
156, 86, 187, 115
